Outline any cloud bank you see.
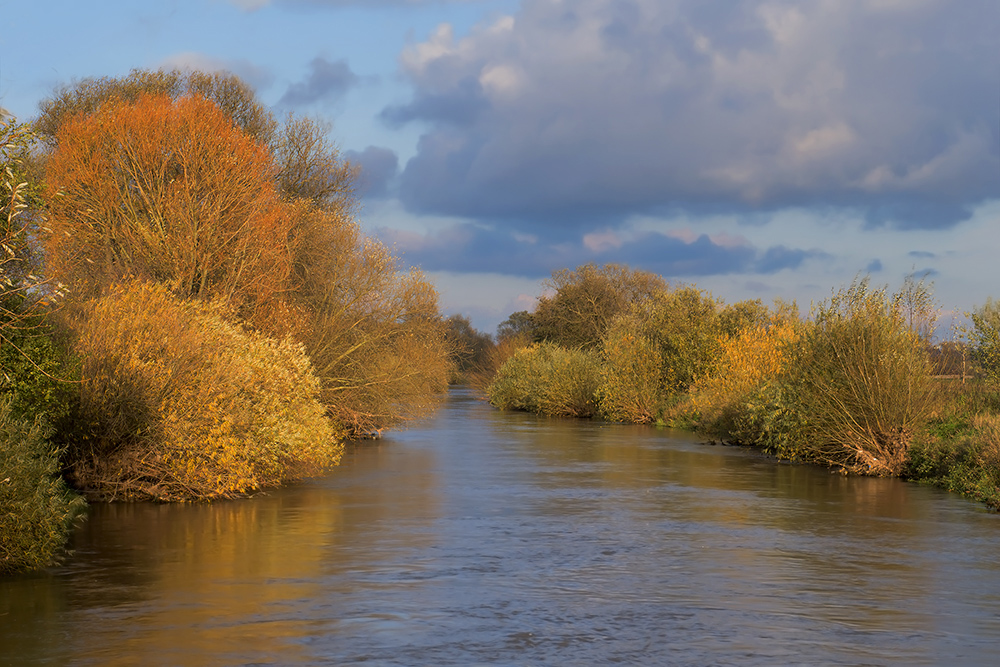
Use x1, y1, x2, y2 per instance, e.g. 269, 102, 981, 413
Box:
387, 0, 999, 230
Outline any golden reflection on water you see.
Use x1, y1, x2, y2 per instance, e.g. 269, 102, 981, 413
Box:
2, 442, 441, 666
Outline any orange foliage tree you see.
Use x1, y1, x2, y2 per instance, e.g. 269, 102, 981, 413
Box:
43, 85, 451, 442
45, 94, 293, 320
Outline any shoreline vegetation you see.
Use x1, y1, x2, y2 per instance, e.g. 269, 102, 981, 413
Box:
2, 70, 451, 574
480, 264, 1000, 512
2, 69, 996, 576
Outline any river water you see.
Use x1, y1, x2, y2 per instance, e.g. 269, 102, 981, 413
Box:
2, 387, 1000, 665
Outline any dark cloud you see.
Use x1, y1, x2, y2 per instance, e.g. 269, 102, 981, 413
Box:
908, 251, 936, 259
278, 57, 358, 108
344, 146, 399, 199
378, 223, 822, 279
387, 0, 999, 230
866, 259, 883, 273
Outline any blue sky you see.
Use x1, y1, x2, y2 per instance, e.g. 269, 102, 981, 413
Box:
3, 0, 998, 335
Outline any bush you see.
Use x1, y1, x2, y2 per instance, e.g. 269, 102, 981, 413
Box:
0, 398, 86, 574
488, 342, 602, 417
689, 317, 801, 443
967, 298, 1000, 386
0, 310, 79, 426
64, 282, 341, 501
907, 412, 1000, 509
786, 278, 937, 475
598, 328, 663, 423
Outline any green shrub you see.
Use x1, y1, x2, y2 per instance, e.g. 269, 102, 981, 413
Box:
907, 412, 1000, 509
786, 278, 937, 475
0, 398, 86, 575
967, 298, 1000, 386
64, 282, 342, 501
488, 342, 602, 417
0, 309, 79, 426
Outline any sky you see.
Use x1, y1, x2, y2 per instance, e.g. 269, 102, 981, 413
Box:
2, 0, 998, 336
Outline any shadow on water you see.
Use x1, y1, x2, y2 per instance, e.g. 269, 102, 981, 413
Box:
2, 387, 999, 665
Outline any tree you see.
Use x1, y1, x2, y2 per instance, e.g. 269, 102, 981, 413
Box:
968, 298, 1000, 385
34, 69, 277, 148
34, 69, 354, 208
532, 263, 666, 349
45, 93, 294, 319
40, 74, 450, 439
444, 314, 494, 380
284, 207, 451, 435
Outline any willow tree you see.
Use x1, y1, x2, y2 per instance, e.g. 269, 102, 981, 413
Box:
45, 93, 294, 320
42, 82, 450, 437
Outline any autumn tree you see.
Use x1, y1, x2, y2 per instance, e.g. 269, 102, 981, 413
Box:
532, 264, 667, 349
34, 69, 277, 148
34, 68, 355, 208
284, 206, 451, 435
42, 80, 450, 439
45, 93, 294, 320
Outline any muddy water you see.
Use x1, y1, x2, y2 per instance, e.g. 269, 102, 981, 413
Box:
2, 388, 999, 665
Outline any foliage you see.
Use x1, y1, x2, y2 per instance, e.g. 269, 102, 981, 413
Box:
967, 298, 1000, 386
598, 326, 663, 423
0, 398, 86, 575
532, 264, 666, 349
689, 316, 802, 443
284, 208, 451, 436
34, 69, 354, 209
496, 310, 536, 343
34, 68, 277, 147
786, 278, 937, 476
444, 314, 494, 384
488, 342, 602, 417
42, 79, 449, 439
0, 310, 79, 426
63, 282, 341, 501
45, 93, 294, 318
2, 120, 49, 347
273, 114, 358, 211
907, 410, 1000, 509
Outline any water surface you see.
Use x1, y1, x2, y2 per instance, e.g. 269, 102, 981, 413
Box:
2, 388, 999, 665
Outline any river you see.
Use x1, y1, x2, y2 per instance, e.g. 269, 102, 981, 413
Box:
2, 387, 999, 665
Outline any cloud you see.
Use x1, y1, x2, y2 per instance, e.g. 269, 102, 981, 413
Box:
387, 0, 999, 230
277, 57, 359, 108
866, 259, 883, 273
378, 223, 823, 279
344, 146, 399, 199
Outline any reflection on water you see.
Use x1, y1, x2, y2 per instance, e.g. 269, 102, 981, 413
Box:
2, 388, 999, 665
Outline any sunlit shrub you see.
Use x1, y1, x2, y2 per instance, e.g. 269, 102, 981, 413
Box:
284, 208, 452, 436
64, 282, 342, 501
598, 328, 663, 423
0, 398, 86, 574
787, 278, 937, 476
488, 342, 602, 417
689, 318, 801, 442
